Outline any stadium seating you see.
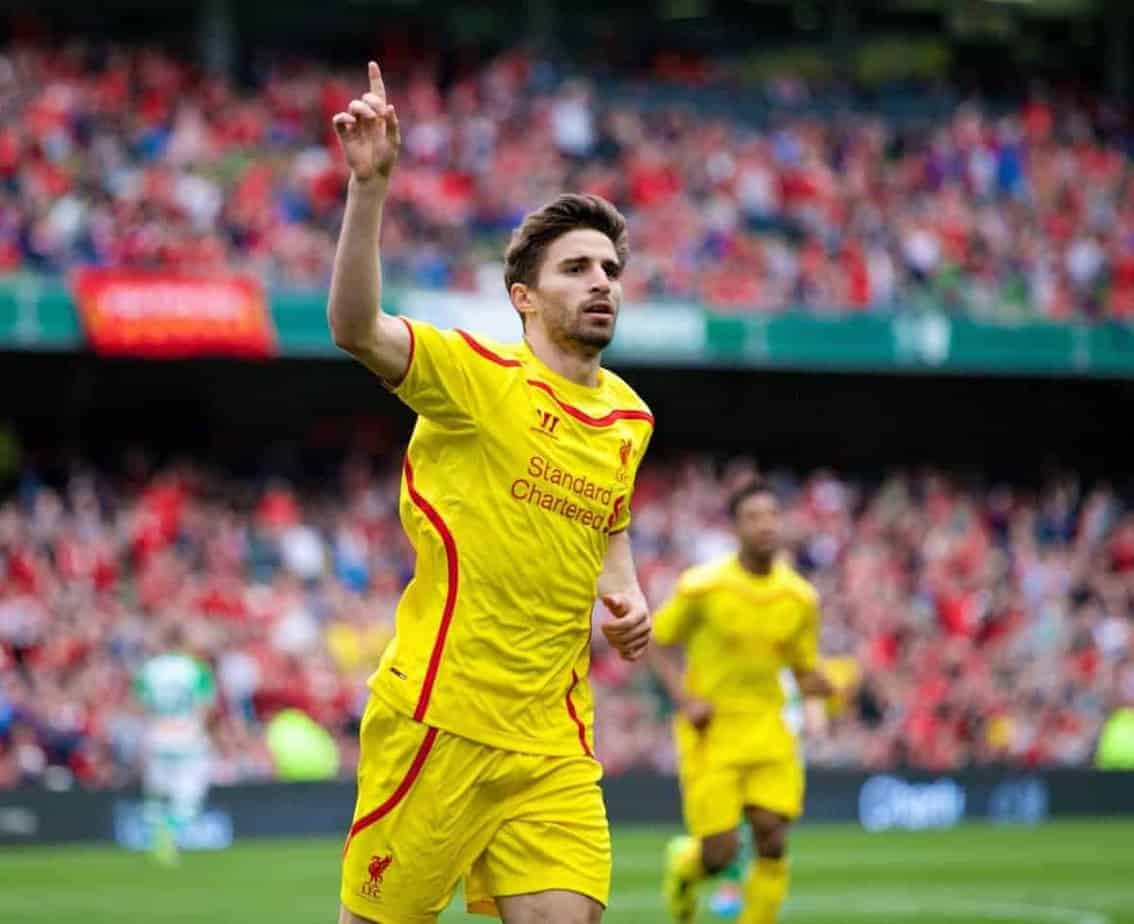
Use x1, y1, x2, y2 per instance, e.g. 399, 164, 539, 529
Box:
2, 42, 1134, 321
1, 457, 1130, 787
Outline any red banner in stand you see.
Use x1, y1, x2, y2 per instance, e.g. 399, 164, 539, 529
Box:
72, 269, 277, 359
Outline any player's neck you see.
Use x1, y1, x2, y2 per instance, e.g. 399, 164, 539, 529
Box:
524, 329, 602, 387
738, 549, 775, 576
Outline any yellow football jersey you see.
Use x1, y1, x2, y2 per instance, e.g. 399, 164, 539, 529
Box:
370, 318, 653, 756
653, 554, 819, 760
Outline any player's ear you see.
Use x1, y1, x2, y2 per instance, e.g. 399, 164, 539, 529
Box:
510, 282, 534, 325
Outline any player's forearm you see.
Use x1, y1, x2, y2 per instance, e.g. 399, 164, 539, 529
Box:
597, 531, 644, 601
328, 175, 389, 350
796, 668, 836, 699
646, 645, 686, 704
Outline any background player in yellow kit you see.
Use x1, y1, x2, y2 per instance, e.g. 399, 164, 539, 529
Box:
328, 61, 654, 924
650, 479, 839, 924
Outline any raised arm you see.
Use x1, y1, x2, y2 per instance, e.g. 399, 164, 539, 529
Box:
327, 61, 412, 383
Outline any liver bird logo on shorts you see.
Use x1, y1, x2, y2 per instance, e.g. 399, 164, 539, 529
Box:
361, 853, 393, 898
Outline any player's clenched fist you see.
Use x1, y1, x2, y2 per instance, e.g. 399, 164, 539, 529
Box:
600, 592, 652, 662
332, 61, 401, 184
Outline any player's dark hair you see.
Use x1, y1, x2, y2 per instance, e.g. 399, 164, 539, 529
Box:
728, 478, 777, 519
504, 193, 629, 297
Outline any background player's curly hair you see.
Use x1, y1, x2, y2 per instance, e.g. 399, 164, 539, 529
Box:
727, 478, 777, 519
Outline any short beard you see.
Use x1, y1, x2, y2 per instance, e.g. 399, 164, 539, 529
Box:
569, 324, 615, 351
548, 313, 614, 354
539, 297, 616, 354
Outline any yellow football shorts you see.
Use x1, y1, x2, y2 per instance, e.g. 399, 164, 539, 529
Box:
674, 715, 805, 836
340, 695, 611, 923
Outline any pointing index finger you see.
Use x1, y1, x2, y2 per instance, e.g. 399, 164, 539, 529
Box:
368, 60, 386, 105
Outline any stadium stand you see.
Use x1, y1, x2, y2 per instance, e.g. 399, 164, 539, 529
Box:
2, 41, 1134, 320
2, 455, 1131, 787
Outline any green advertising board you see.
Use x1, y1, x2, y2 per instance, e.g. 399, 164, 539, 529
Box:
0, 275, 83, 350
2, 274, 1132, 378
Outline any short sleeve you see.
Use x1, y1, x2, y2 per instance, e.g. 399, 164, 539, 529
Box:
609, 426, 653, 534
389, 318, 481, 425
652, 574, 700, 647
785, 592, 820, 674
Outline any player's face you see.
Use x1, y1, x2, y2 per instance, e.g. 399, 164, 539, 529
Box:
529, 229, 623, 352
735, 492, 780, 556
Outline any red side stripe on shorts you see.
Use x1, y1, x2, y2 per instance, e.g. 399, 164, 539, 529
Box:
404, 456, 460, 722
565, 669, 593, 758
456, 329, 522, 367
526, 379, 655, 428
343, 726, 438, 856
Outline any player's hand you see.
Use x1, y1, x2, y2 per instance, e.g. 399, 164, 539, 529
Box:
803, 698, 829, 738
332, 61, 401, 185
681, 697, 714, 731
600, 592, 651, 662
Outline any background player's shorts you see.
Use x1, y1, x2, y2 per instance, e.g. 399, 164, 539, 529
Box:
341, 695, 611, 923
142, 743, 211, 825
678, 755, 804, 836
673, 714, 804, 836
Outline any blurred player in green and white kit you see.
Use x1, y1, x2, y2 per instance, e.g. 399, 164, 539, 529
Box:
134, 628, 216, 864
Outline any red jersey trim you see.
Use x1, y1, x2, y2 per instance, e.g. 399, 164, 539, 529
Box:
565, 669, 593, 758
342, 726, 438, 856
397, 316, 416, 383
453, 331, 653, 430
456, 329, 522, 367
378, 316, 416, 390
404, 455, 460, 722
526, 379, 655, 428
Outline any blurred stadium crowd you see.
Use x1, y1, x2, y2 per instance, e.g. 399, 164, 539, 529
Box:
2, 454, 1132, 788
4, 41, 1134, 321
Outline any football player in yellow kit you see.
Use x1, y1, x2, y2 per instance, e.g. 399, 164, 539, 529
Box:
328, 61, 654, 924
651, 480, 838, 924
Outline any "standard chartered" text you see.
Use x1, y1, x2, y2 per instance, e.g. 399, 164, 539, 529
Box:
509, 455, 618, 530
